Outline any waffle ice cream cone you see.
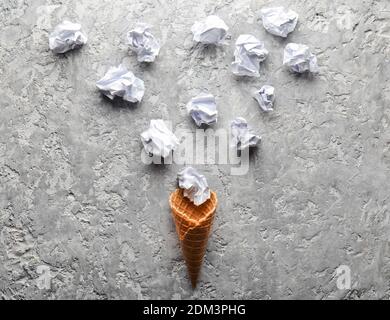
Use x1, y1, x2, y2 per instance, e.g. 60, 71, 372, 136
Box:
169, 188, 218, 288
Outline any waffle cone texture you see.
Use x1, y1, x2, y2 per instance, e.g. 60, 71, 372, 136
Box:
169, 189, 218, 288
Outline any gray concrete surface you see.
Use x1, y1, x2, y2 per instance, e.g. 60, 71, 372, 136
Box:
1, 0, 390, 300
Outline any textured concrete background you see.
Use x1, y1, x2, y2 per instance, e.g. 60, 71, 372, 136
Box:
1, 0, 390, 300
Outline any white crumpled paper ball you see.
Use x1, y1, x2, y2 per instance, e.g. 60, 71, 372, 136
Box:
191, 15, 229, 45
260, 7, 298, 38
96, 65, 145, 103
283, 43, 319, 74
177, 167, 211, 206
49, 21, 87, 54
232, 34, 268, 77
141, 120, 179, 158
128, 23, 160, 63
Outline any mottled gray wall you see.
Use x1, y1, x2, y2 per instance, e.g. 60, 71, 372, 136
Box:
1, 0, 390, 300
